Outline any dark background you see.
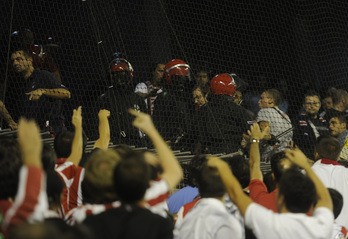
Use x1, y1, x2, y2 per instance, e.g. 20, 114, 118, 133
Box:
1, 0, 348, 139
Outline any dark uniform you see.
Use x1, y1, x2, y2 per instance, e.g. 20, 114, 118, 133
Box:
98, 86, 146, 146
197, 94, 252, 154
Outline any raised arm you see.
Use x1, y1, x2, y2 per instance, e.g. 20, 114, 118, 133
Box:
67, 106, 83, 167
26, 88, 71, 100
93, 109, 111, 150
284, 148, 332, 211
128, 109, 183, 189
248, 123, 270, 181
207, 156, 253, 216
2, 118, 47, 231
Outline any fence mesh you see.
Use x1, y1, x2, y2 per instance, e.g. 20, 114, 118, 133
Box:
1, 0, 348, 166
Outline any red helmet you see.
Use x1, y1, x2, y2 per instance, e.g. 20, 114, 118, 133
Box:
210, 73, 237, 97
164, 59, 190, 84
109, 58, 134, 78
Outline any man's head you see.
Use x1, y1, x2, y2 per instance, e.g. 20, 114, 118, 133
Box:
328, 188, 343, 219
329, 116, 347, 137
164, 59, 191, 95
195, 70, 209, 86
193, 85, 209, 108
151, 63, 165, 86
11, 50, 33, 75
190, 155, 225, 198
109, 54, 134, 89
0, 138, 22, 200
314, 135, 341, 161
224, 155, 250, 189
322, 97, 333, 112
113, 154, 150, 203
270, 151, 293, 185
82, 150, 121, 204
303, 91, 321, 117
259, 89, 282, 109
54, 130, 87, 158
332, 89, 348, 111
277, 168, 316, 213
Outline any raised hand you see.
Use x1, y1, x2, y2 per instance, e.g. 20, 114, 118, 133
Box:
284, 148, 310, 169
17, 118, 42, 167
72, 106, 82, 128
248, 122, 270, 140
128, 108, 156, 136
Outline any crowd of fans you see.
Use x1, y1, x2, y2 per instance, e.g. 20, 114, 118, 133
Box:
1, 39, 348, 238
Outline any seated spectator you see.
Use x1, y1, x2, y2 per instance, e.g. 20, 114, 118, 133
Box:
174, 155, 244, 239
192, 84, 209, 110
257, 89, 293, 162
329, 115, 348, 147
208, 149, 334, 239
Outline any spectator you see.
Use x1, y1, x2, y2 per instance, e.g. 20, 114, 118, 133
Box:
10, 49, 70, 135
208, 148, 333, 239
323, 89, 348, 123
134, 62, 165, 115
328, 188, 348, 239
293, 90, 329, 159
257, 89, 293, 162
192, 84, 209, 110
195, 69, 209, 86
311, 135, 348, 229
329, 115, 348, 147
174, 155, 244, 239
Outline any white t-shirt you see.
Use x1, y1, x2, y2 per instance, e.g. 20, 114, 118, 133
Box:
257, 107, 293, 161
174, 198, 244, 239
245, 203, 333, 239
311, 161, 348, 229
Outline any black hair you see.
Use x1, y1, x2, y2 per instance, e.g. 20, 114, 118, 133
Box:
54, 130, 87, 158
303, 90, 321, 104
46, 171, 64, 208
113, 155, 150, 203
270, 151, 288, 183
224, 155, 250, 189
278, 168, 317, 213
190, 155, 225, 198
315, 135, 341, 161
0, 138, 22, 199
42, 143, 56, 172
328, 188, 343, 219
332, 89, 348, 106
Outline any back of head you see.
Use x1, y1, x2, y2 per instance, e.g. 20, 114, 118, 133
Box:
270, 151, 288, 183
328, 188, 343, 219
113, 155, 150, 203
278, 168, 316, 213
266, 89, 282, 106
315, 135, 341, 161
0, 138, 22, 200
82, 150, 121, 204
42, 143, 56, 172
210, 73, 238, 97
190, 155, 225, 198
46, 171, 64, 208
224, 155, 250, 189
54, 130, 74, 158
